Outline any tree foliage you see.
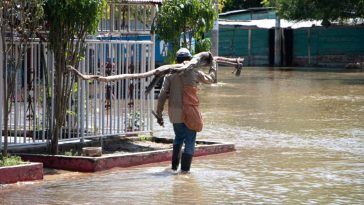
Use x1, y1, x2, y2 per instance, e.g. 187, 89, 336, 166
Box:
155, 0, 217, 62
222, 0, 263, 12
263, 0, 364, 26
195, 38, 212, 54
44, 0, 105, 154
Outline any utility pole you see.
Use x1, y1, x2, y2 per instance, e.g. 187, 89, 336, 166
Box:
211, 0, 219, 82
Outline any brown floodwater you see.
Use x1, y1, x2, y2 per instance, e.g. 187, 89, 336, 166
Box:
1, 67, 363, 204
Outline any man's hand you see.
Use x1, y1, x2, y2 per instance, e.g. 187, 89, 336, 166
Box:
157, 117, 164, 127
152, 110, 164, 127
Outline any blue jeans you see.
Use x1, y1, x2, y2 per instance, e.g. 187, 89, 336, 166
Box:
173, 123, 196, 155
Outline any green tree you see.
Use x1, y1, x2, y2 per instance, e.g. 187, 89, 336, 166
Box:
263, 0, 364, 26
222, 0, 263, 12
44, 0, 105, 154
0, 0, 44, 157
218, 0, 227, 12
195, 38, 212, 53
155, 0, 217, 62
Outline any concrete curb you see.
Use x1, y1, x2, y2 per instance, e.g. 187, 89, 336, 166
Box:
19, 139, 235, 172
0, 162, 43, 184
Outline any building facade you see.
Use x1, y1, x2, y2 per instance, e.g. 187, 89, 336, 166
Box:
218, 9, 364, 67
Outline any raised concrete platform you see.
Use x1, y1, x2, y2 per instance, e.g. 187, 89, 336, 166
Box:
0, 162, 43, 184
19, 137, 235, 172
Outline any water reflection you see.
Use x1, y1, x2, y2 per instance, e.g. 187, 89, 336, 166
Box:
1, 68, 363, 204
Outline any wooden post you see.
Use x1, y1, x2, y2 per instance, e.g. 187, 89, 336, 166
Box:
211, 0, 219, 83
248, 29, 252, 66
274, 16, 281, 66
308, 28, 311, 65
211, 0, 219, 57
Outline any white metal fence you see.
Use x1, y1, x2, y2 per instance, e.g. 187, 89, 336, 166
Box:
0, 39, 155, 149
99, 3, 155, 34
0, 1, 159, 150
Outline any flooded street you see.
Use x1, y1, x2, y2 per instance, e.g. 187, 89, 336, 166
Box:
1, 67, 364, 204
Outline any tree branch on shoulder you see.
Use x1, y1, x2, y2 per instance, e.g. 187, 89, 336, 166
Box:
67, 52, 244, 94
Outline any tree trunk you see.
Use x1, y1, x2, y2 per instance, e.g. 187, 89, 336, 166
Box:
182, 32, 188, 49
50, 48, 64, 155
0, 14, 7, 157
188, 34, 192, 51
50, 125, 60, 155
2, 93, 9, 158
1, 43, 18, 158
2, 59, 17, 158
49, 42, 76, 155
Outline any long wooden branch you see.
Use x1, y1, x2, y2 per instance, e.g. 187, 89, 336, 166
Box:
67, 52, 244, 94
67, 63, 184, 82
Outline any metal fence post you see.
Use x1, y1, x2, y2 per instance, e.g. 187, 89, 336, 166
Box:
0, 25, 3, 151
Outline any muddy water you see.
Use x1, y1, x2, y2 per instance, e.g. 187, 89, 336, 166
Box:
1, 68, 364, 204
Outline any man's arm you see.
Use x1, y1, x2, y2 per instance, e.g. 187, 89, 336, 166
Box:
197, 59, 217, 84
156, 75, 170, 119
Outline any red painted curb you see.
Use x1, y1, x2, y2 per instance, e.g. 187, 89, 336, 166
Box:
195, 143, 236, 157
20, 155, 97, 172
0, 162, 43, 184
19, 142, 235, 172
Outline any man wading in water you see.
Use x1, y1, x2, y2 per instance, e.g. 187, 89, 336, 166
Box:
156, 48, 217, 173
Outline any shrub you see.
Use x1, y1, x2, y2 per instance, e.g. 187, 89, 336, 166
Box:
63, 149, 79, 156
0, 155, 24, 167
